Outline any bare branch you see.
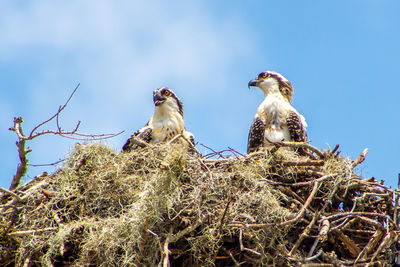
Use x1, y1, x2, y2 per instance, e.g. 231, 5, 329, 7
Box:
9, 117, 30, 191
276, 160, 325, 167
59, 130, 124, 141
201, 143, 227, 159
227, 147, 244, 158
0, 187, 22, 201
308, 219, 330, 257
324, 211, 390, 222
272, 141, 325, 159
29, 159, 65, 167
239, 229, 261, 256
29, 83, 80, 138
331, 144, 340, 155
351, 148, 369, 169
281, 181, 320, 227
9, 84, 123, 190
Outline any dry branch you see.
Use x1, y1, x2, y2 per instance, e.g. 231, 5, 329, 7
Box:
0, 187, 22, 201
308, 219, 330, 257
352, 148, 369, 168
271, 141, 325, 159
9, 117, 30, 191
276, 159, 325, 167
8, 84, 123, 191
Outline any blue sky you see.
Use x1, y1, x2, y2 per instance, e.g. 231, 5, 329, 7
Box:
1, 1, 399, 189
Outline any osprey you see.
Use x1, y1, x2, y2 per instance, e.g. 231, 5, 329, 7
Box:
247, 71, 307, 153
122, 87, 194, 152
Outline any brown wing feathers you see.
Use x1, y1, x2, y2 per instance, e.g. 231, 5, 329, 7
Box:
286, 112, 307, 142
122, 126, 152, 152
247, 116, 266, 153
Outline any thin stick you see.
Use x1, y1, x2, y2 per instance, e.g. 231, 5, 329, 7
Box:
201, 143, 226, 159
371, 231, 396, 261
305, 249, 323, 262
58, 130, 124, 141
167, 133, 184, 145
324, 211, 391, 222
0, 187, 22, 201
8, 227, 57, 236
29, 84, 80, 137
260, 174, 336, 188
228, 147, 244, 157
289, 209, 319, 256
147, 229, 163, 258
169, 219, 201, 243
170, 200, 195, 222
331, 144, 340, 155
351, 148, 368, 169
280, 181, 320, 227
219, 195, 232, 235
354, 228, 384, 264
239, 229, 261, 255
163, 235, 171, 267
169, 134, 202, 157
276, 160, 325, 167
28, 158, 65, 167
221, 248, 240, 267
308, 219, 330, 257
130, 136, 152, 149
272, 141, 325, 159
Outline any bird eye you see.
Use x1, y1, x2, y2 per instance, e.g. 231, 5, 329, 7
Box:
164, 90, 170, 96
261, 73, 268, 78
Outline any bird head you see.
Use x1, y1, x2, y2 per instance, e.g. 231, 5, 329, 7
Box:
153, 87, 184, 115
248, 71, 293, 102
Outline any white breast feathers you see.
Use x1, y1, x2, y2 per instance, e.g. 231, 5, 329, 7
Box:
257, 93, 306, 143
149, 100, 185, 143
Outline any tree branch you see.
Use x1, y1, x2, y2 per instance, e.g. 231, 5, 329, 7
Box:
29, 83, 80, 138
9, 84, 123, 190
9, 117, 30, 191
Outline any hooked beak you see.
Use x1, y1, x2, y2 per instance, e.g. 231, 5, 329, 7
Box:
248, 78, 260, 89
153, 91, 166, 106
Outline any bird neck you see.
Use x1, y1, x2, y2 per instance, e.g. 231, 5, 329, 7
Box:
154, 100, 180, 117
262, 88, 286, 102
258, 79, 279, 96
152, 102, 185, 131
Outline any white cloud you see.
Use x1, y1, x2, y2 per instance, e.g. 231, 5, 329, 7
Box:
0, 1, 254, 101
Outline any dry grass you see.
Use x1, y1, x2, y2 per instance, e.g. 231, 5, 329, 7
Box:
1, 142, 398, 266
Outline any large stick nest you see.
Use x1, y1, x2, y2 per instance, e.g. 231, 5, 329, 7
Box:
1, 142, 399, 266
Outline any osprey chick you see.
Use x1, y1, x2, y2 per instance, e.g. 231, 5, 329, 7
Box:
247, 71, 307, 153
122, 87, 194, 152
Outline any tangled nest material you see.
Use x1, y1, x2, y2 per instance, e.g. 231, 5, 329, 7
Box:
1, 141, 399, 266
